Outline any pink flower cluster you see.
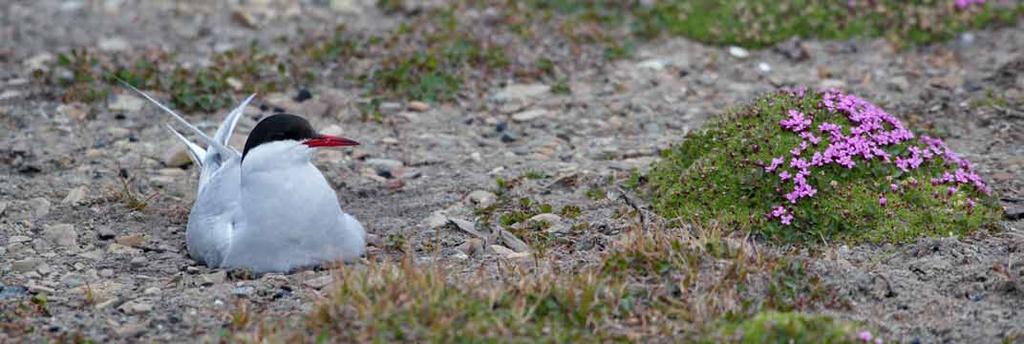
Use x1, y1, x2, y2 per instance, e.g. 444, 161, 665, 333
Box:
911, 135, 991, 195
955, 0, 985, 10
790, 86, 807, 98
932, 169, 990, 195
780, 110, 812, 132
766, 89, 990, 225
857, 330, 883, 344
771, 206, 794, 225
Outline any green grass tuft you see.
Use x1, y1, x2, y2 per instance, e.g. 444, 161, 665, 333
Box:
649, 89, 1002, 244
45, 42, 298, 113
709, 311, 867, 344
360, 8, 510, 102
261, 258, 625, 342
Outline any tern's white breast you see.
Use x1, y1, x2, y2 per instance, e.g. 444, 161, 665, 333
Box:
216, 141, 365, 272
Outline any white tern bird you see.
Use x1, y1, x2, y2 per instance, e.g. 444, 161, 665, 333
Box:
126, 85, 366, 273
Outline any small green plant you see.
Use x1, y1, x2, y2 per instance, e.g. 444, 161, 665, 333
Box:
376, 0, 405, 13
30, 294, 51, 317
358, 98, 385, 123
54, 49, 110, 103
649, 88, 1001, 244
585, 187, 605, 201
764, 259, 837, 311
709, 311, 869, 344
551, 80, 572, 95
623, 168, 642, 190
384, 233, 409, 252
114, 174, 159, 211
230, 300, 252, 331
522, 170, 549, 180
560, 205, 582, 219
494, 177, 511, 195
83, 284, 96, 306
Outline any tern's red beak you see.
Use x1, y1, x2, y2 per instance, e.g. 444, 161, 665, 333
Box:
303, 134, 360, 148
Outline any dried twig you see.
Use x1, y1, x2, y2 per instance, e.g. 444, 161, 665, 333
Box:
616, 186, 648, 233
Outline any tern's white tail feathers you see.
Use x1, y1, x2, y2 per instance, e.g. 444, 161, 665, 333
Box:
165, 124, 206, 168
120, 81, 236, 161
213, 94, 256, 153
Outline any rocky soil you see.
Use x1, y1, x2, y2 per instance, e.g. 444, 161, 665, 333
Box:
1, 0, 1022, 342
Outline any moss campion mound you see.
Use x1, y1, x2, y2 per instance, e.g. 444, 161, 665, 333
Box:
650, 88, 1001, 243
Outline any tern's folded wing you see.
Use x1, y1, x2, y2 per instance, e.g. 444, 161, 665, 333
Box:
186, 157, 241, 267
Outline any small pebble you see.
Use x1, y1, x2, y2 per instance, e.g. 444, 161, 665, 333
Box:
303, 275, 333, 289
293, 89, 312, 102
97, 226, 116, 240
12, 258, 43, 273
466, 190, 497, 208
407, 101, 430, 112
232, 286, 255, 297
500, 131, 519, 143
728, 46, 749, 58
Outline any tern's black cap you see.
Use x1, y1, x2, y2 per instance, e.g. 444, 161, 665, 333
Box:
242, 114, 318, 159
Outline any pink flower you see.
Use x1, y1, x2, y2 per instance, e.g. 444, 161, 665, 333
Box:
800, 131, 822, 145
879, 196, 887, 207
780, 110, 812, 132
765, 157, 785, 172
858, 330, 873, 342
791, 145, 804, 157
790, 158, 809, 170
769, 205, 794, 225
890, 183, 899, 192
956, 0, 985, 10
785, 85, 808, 98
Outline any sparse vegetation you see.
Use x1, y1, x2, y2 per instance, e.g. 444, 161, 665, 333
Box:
114, 172, 160, 211
631, 0, 1023, 48
237, 222, 853, 341
585, 186, 606, 201
531, 0, 1023, 48
0, 295, 51, 336
40, 1, 1021, 113
45, 43, 298, 113
522, 170, 549, 180
561, 205, 583, 219
230, 301, 253, 331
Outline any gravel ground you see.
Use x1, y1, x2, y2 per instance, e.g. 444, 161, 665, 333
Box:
1, 0, 1022, 342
